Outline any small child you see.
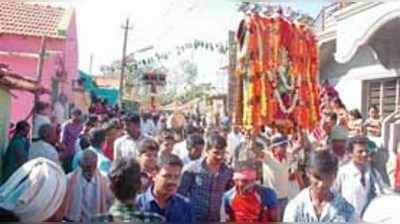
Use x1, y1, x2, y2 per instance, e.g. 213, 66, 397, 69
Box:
137, 138, 159, 193
157, 129, 176, 157
348, 109, 363, 137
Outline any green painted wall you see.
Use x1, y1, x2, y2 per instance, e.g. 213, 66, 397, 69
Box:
0, 87, 11, 177
0, 87, 10, 154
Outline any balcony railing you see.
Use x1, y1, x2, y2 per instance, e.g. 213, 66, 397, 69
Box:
313, 1, 356, 32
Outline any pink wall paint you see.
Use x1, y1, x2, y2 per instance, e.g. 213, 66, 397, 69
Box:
0, 12, 79, 124
63, 13, 79, 101
0, 35, 65, 54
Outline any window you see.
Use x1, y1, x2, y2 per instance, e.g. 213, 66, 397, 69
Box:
364, 77, 400, 118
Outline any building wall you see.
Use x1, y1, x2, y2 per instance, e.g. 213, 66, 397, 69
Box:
0, 53, 57, 124
0, 13, 78, 124
321, 45, 399, 115
0, 34, 64, 54
334, 2, 400, 63
63, 12, 79, 101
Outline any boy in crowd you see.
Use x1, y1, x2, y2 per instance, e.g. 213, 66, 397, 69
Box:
158, 129, 176, 157
180, 133, 205, 166
284, 150, 356, 222
137, 138, 159, 192
93, 158, 164, 222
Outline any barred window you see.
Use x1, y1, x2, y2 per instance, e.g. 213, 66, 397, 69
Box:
365, 77, 400, 118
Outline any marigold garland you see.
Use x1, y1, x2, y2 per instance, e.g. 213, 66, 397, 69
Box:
234, 12, 320, 134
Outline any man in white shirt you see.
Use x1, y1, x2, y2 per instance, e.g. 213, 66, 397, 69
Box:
63, 149, 111, 222
141, 113, 156, 137
114, 114, 145, 160
259, 135, 291, 219
226, 125, 243, 163
334, 135, 387, 219
172, 125, 197, 159
29, 124, 60, 164
32, 101, 51, 141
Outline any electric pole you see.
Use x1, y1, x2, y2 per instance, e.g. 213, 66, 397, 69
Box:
31, 36, 47, 125
119, 18, 133, 108
89, 53, 94, 74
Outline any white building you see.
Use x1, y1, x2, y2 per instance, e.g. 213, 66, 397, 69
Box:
316, 1, 400, 185
317, 1, 400, 116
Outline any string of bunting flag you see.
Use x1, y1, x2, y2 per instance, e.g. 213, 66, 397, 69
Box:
135, 40, 229, 66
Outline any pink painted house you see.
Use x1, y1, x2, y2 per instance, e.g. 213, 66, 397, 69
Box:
0, 2, 78, 124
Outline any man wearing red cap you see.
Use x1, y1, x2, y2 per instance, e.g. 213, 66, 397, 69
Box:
221, 161, 279, 222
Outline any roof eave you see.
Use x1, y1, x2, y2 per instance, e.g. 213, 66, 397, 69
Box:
0, 31, 67, 40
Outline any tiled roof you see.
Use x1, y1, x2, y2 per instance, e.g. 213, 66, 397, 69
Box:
0, 1, 72, 39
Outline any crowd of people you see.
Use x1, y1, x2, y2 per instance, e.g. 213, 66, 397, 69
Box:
0, 94, 399, 223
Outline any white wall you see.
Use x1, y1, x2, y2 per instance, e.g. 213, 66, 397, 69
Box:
321, 45, 399, 115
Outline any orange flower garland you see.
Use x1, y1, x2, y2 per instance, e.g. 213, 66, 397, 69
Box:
234, 12, 320, 133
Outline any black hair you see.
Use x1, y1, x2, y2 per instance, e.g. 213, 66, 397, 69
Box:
186, 134, 205, 150
0, 207, 19, 222
35, 101, 49, 113
347, 135, 368, 153
369, 104, 379, 112
307, 150, 338, 175
89, 128, 106, 148
138, 138, 159, 155
103, 118, 123, 132
206, 133, 227, 151
38, 123, 54, 139
326, 112, 338, 122
86, 114, 98, 126
72, 108, 82, 117
79, 135, 91, 150
333, 97, 346, 109
349, 109, 363, 120
158, 129, 175, 142
233, 160, 257, 172
108, 158, 141, 202
15, 120, 30, 134
123, 113, 141, 125
184, 124, 197, 137
157, 154, 183, 169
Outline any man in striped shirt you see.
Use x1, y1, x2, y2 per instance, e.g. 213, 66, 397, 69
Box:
178, 133, 233, 222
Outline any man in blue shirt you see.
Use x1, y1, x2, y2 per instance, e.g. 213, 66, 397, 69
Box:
136, 154, 193, 223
